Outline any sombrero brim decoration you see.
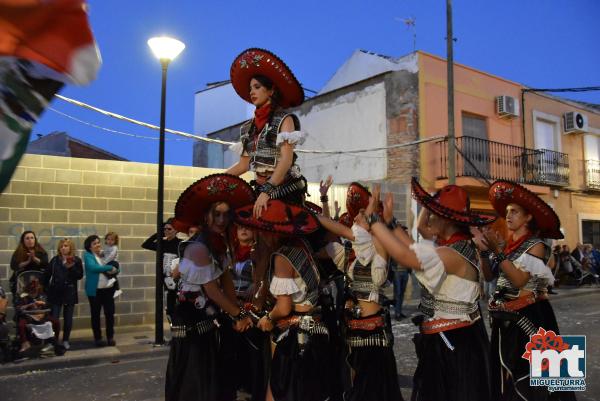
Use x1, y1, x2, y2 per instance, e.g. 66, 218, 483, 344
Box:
234, 200, 320, 236
339, 212, 352, 228
411, 177, 495, 227
346, 182, 371, 219
489, 180, 563, 239
230, 48, 304, 108
172, 173, 255, 232
304, 201, 323, 215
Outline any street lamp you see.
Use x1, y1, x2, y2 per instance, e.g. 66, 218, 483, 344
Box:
147, 36, 185, 345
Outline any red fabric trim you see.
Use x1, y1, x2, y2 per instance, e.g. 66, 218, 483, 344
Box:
436, 232, 471, 246
504, 232, 532, 256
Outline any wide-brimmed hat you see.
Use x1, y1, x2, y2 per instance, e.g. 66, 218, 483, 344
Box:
346, 182, 371, 219
172, 174, 255, 232
488, 180, 563, 239
411, 177, 495, 227
230, 48, 304, 108
234, 200, 320, 236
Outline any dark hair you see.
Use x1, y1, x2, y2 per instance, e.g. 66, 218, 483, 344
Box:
526, 218, 540, 236
84, 235, 100, 253
164, 217, 175, 226
251, 74, 281, 136
14, 231, 45, 262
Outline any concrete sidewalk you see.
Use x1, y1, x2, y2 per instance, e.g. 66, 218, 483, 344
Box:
0, 324, 171, 376
0, 285, 597, 376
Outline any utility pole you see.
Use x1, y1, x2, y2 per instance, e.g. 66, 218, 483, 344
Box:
446, 0, 456, 184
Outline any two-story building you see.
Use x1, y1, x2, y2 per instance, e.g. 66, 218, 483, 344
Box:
194, 50, 600, 246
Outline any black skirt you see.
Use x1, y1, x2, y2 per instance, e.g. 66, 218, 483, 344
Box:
270, 326, 333, 401
412, 318, 492, 401
218, 320, 270, 401
165, 303, 219, 401
343, 337, 403, 401
490, 300, 577, 401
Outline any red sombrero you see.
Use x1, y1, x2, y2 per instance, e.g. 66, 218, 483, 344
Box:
172, 174, 255, 232
304, 201, 323, 215
230, 48, 304, 108
411, 177, 495, 227
346, 182, 371, 219
234, 200, 320, 236
488, 180, 563, 239
338, 212, 352, 228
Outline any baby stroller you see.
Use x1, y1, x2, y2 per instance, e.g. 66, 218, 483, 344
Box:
13, 270, 62, 359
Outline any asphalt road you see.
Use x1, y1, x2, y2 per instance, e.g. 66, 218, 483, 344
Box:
1, 292, 598, 401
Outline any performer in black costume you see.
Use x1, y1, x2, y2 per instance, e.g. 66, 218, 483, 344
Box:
476, 180, 576, 401
368, 179, 494, 401
165, 174, 255, 401
226, 48, 308, 216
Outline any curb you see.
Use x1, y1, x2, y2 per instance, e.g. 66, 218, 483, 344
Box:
0, 343, 169, 376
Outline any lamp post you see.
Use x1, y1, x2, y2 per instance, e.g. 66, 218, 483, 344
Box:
147, 36, 185, 345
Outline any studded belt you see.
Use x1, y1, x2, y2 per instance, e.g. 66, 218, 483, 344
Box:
171, 319, 215, 338
346, 315, 385, 331
276, 314, 328, 336
420, 317, 478, 335
346, 330, 391, 348
489, 294, 547, 312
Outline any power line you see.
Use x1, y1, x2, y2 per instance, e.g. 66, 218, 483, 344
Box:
54, 94, 445, 154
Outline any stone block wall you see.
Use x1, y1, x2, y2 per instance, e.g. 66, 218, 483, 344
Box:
0, 154, 223, 329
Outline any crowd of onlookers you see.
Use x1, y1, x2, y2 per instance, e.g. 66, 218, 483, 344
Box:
0, 230, 122, 361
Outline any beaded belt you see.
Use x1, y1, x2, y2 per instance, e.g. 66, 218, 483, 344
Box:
420, 317, 478, 335
171, 319, 215, 338
346, 330, 391, 348
346, 315, 385, 331
489, 294, 547, 312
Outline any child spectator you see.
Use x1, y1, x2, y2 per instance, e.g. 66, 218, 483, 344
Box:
101, 232, 122, 298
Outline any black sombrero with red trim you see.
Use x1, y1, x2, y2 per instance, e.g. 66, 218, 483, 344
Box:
172, 174, 255, 232
234, 200, 320, 236
230, 48, 304, 108
489, 180, 563, 239
411, 177, 495, 227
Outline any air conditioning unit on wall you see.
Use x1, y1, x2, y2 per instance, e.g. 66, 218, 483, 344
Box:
496, 95, 520, 118
563, 111, 589, 134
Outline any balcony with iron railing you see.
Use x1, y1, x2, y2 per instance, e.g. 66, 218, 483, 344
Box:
437, 136, 570, 186
585, 160, 600, 190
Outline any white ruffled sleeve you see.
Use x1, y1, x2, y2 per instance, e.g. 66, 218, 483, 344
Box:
325, 242, 346, 270
179, 259, 222, 286
411, 241, 446, 293
367, 254, 388, 303
270, 276, 301, 296
513, 253, 555, 285
276, 131, 307, 147
228, 141, 244, 156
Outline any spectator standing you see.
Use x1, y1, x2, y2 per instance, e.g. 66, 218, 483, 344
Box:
83, 235, 118, 347
9, 231, 49, 299
141, 218, 181, 321
102, 232, 122, 298
0, 284, 8, 362
390, 258, 409, 320
571, 242, 584, 262
43, 238, 83, 350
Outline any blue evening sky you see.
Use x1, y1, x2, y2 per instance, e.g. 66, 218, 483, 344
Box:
33, 0, 600, 166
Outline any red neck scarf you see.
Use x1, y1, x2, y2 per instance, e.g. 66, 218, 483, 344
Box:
235, 244, 252, 262
436, 232, 471, 247
253, 103, 271, 134
504, 232, 532, 256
